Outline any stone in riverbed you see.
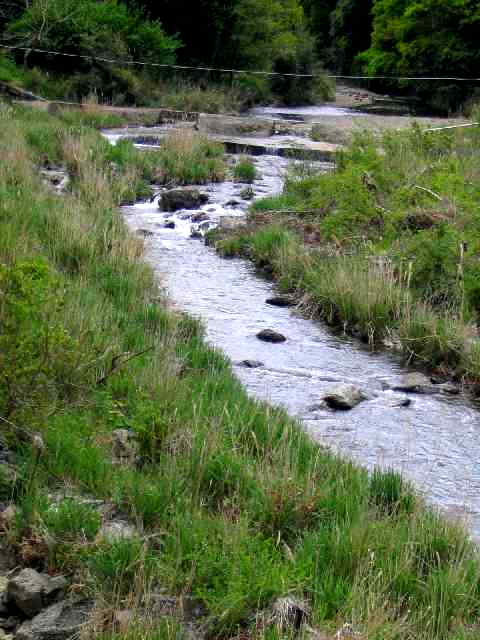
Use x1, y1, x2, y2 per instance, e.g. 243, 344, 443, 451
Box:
391, 372, 432, 393
136, 228, 154, 237
266, 296, 295, 308
163, 220, 175, 229
160, 188, 208, 212
322, 384, 366, 410
382, 391, 411, 407
256, 329, 286, 343
240, 360, 264, 368
191, 212, 209, 223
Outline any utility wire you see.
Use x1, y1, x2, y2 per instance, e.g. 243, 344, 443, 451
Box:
1, 43, 480, 82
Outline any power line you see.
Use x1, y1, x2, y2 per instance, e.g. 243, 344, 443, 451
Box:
1, 43, 480, 82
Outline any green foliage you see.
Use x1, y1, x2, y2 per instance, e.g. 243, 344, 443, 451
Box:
0, 259, 82, 416
43, 499, 102, 541
369, 467, 415, 515
7, 0, 179, 102
155, 131, 226, 185
88, 539, 156, 594
233, 157, 257, 183
360, 0, 480, 111
2, 104, 480, 640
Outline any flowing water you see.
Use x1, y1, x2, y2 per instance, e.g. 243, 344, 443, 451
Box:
104, 122, 480, 538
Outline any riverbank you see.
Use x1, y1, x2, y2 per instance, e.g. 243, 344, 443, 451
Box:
215, 119, 480, 388
1, 104, 480, 640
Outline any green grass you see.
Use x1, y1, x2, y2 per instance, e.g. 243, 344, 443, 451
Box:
233, 156, 257, 183
1, 102, 480, 640
218, 123, 480, 383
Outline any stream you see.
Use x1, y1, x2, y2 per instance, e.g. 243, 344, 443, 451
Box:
104, 117, 480, 538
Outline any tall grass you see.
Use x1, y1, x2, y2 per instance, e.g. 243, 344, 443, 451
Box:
1, 103, 480, 639
220, 123, 480, 382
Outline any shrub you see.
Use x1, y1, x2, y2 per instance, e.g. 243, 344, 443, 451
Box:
233, 157, 257, 183
43, 499, 102, 541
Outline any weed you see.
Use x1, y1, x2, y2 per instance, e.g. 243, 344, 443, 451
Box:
233, 157, 257, 183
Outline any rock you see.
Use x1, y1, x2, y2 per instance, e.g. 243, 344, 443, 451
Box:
239, 360, 264, 368
271, 597, 310, 630
136, 228, 154, 237
0, 629, 13, 640
190, 230, 203, 239
225, 199, 240, 207
98, 520, 138, 542
323, 384, 366, 410
15, 600, 93, 640
42, 577, 68, 601
191, 212, 209, 223
160, 189, 208, 212
6, 570, 48, 618
265, 296, 294, 308
382, 391, 411, 407
197, 114, 273, 138
163, 221, 175, 229
240, 187, 255, 200
392, 372, 432, 393
437, 382, 460, 395
111, 429, 139, 466
256, 329, 287, 343
0, 618, 19, 633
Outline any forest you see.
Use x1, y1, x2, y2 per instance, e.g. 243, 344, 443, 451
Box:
0, 0, 479, 111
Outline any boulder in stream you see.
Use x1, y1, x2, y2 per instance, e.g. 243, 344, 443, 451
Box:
323, 384, 366, 410
191, 212, 209, 223
160, 188, 208, 212
391, 372, 433, 393
266, 296, 295, 308
239, 360, 264, 368
256, 329, 287, 343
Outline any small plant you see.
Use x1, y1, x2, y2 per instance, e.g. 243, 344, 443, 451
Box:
88, 539, 156, 595
233, 157, 257, 183
369, 467, 415, 514
43, 499, 102, 541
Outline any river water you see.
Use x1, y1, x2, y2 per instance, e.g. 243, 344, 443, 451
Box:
105, 120, 480, 538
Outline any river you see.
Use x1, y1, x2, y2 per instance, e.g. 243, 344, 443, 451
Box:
104, 114, 480, 538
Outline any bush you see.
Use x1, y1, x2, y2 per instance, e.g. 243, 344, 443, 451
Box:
43, 499, 102, 541
233, 157, 257, 183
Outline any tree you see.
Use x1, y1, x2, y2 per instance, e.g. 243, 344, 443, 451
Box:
360, 0, 480, 110
7, 0, 179, 73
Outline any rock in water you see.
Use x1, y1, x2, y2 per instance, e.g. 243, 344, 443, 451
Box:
240, 360, 264, 368
392, 372, 432, 393
265, 296, 294, 307
256, 329, 287, 343
323, 384, 366, 410
160, 189, 208, 212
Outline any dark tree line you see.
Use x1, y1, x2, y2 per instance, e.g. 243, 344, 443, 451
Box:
1, 0, 479, 109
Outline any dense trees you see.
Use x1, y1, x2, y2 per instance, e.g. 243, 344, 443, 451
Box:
360, 0, 480, 109
1, 0, 479, 109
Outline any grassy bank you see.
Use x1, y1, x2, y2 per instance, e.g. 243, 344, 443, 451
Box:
217, 122, 480, 385
1, 104, 480, 640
